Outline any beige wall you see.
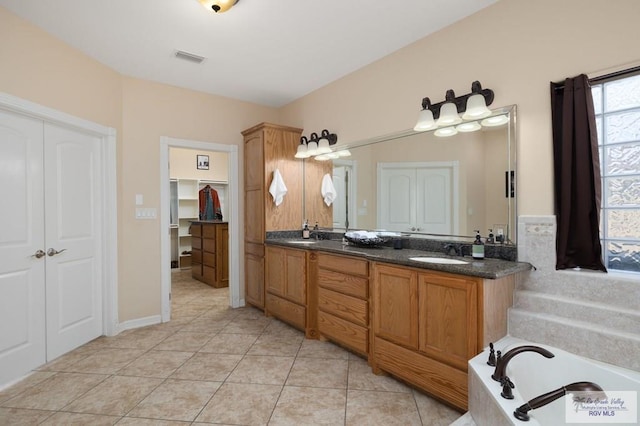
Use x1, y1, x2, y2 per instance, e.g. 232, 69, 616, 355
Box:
119, 77, 277, 321
3, 0, 639, 325
280, 0, 640, 218
0, 6, 280, 322
169, 148, 229, 182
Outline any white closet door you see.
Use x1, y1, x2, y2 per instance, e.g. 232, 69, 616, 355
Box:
379, 168, 416, 232
44, 123, 103, 360
0, 110, 46, 385
416, 168, 452, 234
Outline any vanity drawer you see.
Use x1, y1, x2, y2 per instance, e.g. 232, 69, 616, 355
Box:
266, 293, 305, 330
192, 236, 202, 250
203, 265, 215, 282
318, 310, 368, 356
203, 252, 215, 267
317, 269, 368, 299
190, 224, 202, 237
192, 249, 202, 265
318, 287, 368, 327
203, 238, 216, 253
317, 253, 368, 277
203, 225, 216, 238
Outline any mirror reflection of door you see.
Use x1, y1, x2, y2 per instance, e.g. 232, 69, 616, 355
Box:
377, 162, 458, 234
333, 160, 357, 229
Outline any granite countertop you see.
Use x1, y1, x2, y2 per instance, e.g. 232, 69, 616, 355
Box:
265, 238, 531, 280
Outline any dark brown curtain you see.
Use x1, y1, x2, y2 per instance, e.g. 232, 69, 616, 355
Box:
550, 74, 607, 272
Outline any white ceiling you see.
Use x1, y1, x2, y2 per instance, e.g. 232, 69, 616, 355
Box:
1, 0, 497, 107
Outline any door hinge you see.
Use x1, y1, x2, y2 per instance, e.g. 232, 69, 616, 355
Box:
169, 292, 172, 300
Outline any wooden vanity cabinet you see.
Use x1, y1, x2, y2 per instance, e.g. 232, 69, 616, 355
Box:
316, 252, 370, 356
265, 245, 307, 330
242, 123, 303, 309
371, 262, 483, 411
191, 222, 229, 288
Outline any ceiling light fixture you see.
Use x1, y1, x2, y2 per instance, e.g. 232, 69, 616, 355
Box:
197, 0, 239, 13
414, 81, 495, 137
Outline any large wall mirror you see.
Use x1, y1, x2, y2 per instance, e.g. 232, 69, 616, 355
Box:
304, 105, 517, 244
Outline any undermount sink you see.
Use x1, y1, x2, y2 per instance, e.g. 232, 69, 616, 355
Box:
286, 240, 316, 244
409, 256, 469, 265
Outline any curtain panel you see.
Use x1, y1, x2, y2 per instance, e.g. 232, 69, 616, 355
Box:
550, 74, 607, 272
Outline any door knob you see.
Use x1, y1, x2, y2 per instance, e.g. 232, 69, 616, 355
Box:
47, 248, 67, 257
31, 249, 46, 259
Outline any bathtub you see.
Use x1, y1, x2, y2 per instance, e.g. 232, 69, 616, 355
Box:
468, 336, 640, 426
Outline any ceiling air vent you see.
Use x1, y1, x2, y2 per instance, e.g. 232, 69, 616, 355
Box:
175, 50, 206, 64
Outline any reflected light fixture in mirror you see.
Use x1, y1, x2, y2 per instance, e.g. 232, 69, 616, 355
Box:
414, 80, 494, 137
481, 114, 510, 127
434, 126, 458, 137
456, 121, 482, 132
198, 0, 239, 13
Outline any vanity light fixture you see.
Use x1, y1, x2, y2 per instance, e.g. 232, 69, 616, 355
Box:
198, 0, 239, 13
294, 129, 339, 160
414, 81, 495, 136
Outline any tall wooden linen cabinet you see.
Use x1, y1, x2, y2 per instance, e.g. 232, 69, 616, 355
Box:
242, 123, 303, 309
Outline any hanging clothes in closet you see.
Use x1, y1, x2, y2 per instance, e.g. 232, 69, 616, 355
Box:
199, 185, 223, 220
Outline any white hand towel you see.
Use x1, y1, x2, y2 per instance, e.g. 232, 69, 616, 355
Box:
269, 169, 287, 206
321, 173, 337, 206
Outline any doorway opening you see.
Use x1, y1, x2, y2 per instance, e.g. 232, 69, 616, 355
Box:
160, 137, 241, 323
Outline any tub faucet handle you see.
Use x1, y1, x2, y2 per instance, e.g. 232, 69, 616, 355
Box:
500, 376, 515, 400
487, 342, 496, 366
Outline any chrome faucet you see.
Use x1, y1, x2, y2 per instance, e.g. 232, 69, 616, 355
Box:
492, 345, 555, 382
514, 381, 606, 422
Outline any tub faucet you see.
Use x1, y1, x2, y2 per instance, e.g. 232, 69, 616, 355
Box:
492, 345, 555, 382
514, 381, 606, 422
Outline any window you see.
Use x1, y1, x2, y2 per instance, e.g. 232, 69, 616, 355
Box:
592, 73, 640, 273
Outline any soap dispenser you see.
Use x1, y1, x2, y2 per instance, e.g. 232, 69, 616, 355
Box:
472, 230, 485, 259
486, 229, 495, 244
302, 220, 310, 239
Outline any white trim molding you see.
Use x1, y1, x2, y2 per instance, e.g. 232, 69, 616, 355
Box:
160, 137, 241, 323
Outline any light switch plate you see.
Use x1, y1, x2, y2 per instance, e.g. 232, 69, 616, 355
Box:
135, 207, 156, 219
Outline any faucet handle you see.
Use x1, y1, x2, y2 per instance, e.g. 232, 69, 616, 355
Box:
500, 376, 515, 399
487, 342, 496, 366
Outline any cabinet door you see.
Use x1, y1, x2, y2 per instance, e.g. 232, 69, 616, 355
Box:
244, 132, 264, 189
373, 264, 418, 349
245, 243, 265, 308
284, 248, 306, 305
418, 272, 478, 370
265, 246, 286, 297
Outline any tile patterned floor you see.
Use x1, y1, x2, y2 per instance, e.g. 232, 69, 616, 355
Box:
0, 270, 463, 425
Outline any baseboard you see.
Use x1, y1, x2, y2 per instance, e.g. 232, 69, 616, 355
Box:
115, 315, 162, 334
